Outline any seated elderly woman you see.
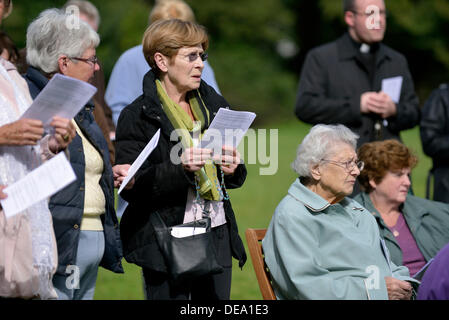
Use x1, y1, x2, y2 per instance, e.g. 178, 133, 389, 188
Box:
262, 124, 418, 300
23, 9, 123, 300
354, 139, 449, 277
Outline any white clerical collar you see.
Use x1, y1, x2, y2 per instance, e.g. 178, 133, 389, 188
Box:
360, 43, 371, 54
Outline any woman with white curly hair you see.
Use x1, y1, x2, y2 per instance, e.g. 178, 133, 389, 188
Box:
23, 8, 123, 300
262, 124, 418, 300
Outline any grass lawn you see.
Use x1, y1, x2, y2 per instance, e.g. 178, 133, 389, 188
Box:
95, 120, 432, 300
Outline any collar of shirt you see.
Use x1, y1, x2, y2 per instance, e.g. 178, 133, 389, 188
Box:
337, 32, 388, 63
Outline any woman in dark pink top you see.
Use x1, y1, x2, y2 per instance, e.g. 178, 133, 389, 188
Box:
354, 139, 449, 278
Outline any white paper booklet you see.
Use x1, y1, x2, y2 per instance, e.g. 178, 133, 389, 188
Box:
118, 129, 161, 194
381, 76, 403, 104
171, 227, 206, 238
20, 73, 97, 128
1, 152, 76, 219
199, 108, 256, 154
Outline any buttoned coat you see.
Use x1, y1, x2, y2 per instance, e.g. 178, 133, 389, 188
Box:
295, 33, 420, 147
115, 69, 247, 273
263, 179, 416, 300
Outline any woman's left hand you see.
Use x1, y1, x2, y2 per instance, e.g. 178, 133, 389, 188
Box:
48, 116, 76, 152
213, 145, 241, 175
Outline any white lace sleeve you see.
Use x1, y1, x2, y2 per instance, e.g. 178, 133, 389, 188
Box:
39, 134, 70, 162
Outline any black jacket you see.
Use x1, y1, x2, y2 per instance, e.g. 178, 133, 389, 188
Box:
295, 33, 420, 147
115, 69, 247, 273
24, 67, 124, 275
420, 83, 449, 202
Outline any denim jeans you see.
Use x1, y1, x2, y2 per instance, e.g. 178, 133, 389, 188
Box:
52, 230, 105, 300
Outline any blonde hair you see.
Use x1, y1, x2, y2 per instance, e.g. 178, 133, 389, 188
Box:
149, 0, 195, 25
142, 19, 208, 71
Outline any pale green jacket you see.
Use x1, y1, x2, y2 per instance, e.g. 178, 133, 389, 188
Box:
262, 179, 418, 300
354, 192, 449, 268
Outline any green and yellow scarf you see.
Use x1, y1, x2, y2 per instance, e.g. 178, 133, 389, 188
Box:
156, 79, 221, 201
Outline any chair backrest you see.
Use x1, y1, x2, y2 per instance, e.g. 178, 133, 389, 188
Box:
245, 228, 276, 300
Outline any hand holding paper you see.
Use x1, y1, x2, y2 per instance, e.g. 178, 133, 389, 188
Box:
361, 91, 397, 118
0, 118, 44, 146
181, 147, 213, 173
48, 116, 77, 152
0, 185, 7, 200
212, 145, 242, 175
113, 164, 133, 189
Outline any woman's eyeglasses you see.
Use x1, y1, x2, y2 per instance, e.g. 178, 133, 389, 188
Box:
321, 159, 365, 172
179, 52, 208, 63
70, 55, 98, 66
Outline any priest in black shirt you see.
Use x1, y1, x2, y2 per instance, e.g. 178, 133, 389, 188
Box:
295, 0, 420, 148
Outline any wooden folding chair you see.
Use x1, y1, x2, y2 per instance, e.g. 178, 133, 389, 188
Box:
245, 228, 276, 300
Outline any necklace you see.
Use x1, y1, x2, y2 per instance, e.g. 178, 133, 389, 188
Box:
388, 213, 403, 238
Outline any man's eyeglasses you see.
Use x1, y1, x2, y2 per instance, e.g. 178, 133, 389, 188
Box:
351, 9, 388, 18
70, 55, 98, 66
321, 159, 365, 172
179, 52, 208, 63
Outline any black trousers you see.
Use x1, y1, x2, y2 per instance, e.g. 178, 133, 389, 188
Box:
143, 223, 233, 300
433, 167, 449, 203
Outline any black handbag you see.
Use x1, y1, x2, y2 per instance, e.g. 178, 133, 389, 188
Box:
149, 208, 224, 282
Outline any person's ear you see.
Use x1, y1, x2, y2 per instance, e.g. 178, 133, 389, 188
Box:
58, 55, 70, 75
369, 178, 377, 191
154, 52, 168, 73
310, 163, 321, 181
344, 10, 356, 28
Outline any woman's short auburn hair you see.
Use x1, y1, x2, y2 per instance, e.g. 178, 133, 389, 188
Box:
357, 139, 418, 193
142, 19, 208, 71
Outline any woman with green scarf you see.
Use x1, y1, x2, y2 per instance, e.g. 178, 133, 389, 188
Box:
114, 19, 247, 300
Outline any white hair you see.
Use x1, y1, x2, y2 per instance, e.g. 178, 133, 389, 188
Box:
26, 8, 100, 74
291, 124, 359, 179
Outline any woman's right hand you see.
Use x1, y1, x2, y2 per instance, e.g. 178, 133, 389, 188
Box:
385, 277, 413, 300
181, 147, 212, 172
0, 119, 44, 146
112, 164, 134, 189
0, 185, 7, 200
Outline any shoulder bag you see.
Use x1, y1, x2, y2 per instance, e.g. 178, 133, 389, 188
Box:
149, 202, 223, 283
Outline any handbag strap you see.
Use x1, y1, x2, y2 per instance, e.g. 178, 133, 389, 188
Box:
149, 211, 167, 231
202, 200, 211, 219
